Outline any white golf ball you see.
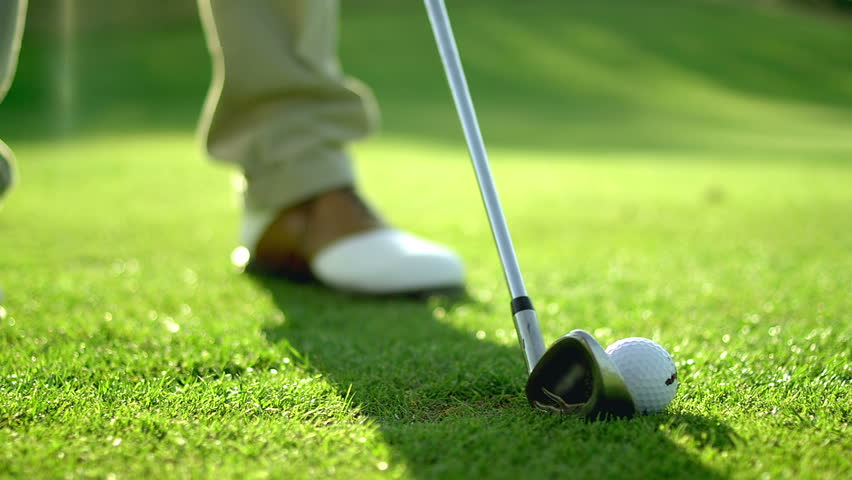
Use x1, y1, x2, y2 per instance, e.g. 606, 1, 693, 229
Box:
605, 337, 678, 414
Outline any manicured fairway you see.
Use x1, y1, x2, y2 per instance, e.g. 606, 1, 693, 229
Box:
1, 1, 850, 479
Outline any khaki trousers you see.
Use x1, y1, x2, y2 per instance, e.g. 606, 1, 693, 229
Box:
0, 0, 376, 211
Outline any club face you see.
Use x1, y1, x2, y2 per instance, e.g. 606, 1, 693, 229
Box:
525, 330, 636, 419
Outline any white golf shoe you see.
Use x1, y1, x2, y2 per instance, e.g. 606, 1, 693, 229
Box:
237, 189, 464, 295
309, 228, 464, 294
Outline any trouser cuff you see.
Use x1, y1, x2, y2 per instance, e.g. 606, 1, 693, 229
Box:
242, 146, 355, 212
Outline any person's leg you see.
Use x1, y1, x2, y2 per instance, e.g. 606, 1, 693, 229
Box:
0, 0, 27, 202
197, 0, 464, 293
197, 0, 374, 212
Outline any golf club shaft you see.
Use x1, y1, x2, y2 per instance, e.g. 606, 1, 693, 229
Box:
424, 0, 546, 371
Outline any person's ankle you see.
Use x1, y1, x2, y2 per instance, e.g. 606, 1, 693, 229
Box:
251, 187, 384, 275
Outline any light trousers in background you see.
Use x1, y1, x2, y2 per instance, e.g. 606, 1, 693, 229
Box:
0, 0, 27, 106
0, 0, 377, 211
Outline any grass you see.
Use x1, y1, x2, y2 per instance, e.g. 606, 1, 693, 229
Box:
1, 0, 850, 478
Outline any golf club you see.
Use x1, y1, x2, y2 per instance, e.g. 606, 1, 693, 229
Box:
424, 0, 635, 418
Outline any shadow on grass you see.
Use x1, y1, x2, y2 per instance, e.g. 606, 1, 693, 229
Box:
257, 276, 735, 479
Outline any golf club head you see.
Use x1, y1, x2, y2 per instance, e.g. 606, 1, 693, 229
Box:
525, 329, 636, 419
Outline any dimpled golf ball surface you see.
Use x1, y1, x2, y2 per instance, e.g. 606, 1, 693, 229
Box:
605, 338, 678, 414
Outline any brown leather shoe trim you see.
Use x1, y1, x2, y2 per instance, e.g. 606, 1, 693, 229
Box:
249, 187, 384, 279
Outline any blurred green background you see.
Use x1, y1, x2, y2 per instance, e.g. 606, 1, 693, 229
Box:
3, 0, 851, 155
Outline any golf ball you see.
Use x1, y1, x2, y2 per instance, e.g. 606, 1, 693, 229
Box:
605, 337, 678, 414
